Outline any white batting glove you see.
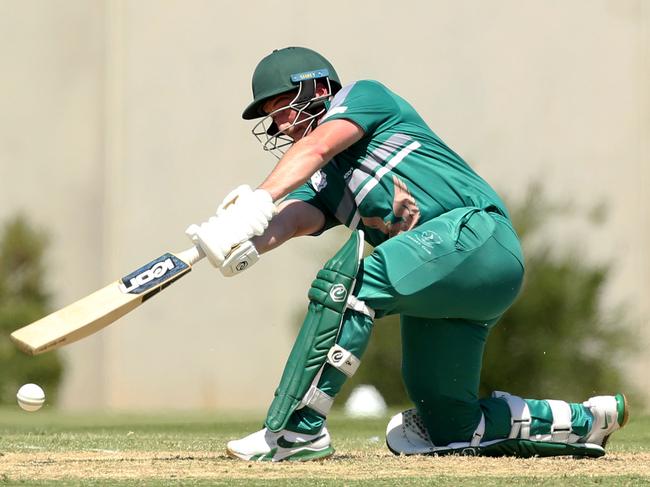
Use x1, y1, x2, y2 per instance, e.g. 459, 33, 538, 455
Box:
185, 216, 233, 268
185, 185, 276, 269
216, 185, 254, 215
217, 185, 277, 235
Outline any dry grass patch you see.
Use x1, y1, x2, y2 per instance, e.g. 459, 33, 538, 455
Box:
1, 450, 649, 482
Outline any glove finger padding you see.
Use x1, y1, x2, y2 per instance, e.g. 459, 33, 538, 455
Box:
227, 189, 276, 236
216, 185, 276, 219
217, 184, 253, 215
238, 189, 276, 220
228, 205, 268, 236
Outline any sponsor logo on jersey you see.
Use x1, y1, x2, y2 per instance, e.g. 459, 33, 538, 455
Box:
119, 253, 188, 294
406, 229, 443, 255
310, 170, 328, 192
420, 230, 442, 244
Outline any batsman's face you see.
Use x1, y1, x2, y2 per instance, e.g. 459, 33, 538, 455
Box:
263, 93, 309, 141
252, 83, 330, 159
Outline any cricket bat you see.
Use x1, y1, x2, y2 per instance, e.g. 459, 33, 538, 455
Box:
10, 245, 205, 356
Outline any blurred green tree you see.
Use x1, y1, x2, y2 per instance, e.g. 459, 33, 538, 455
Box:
0, 215, 64, 405
336, 185, 636, 406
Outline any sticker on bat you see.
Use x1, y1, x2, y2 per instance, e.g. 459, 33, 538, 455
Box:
119, 253, 189, 294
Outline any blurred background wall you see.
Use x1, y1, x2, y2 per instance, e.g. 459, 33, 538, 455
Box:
0, 0, 647, 410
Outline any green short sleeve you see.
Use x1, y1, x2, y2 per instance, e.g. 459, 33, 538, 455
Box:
285, 182, 341, 235
319, 80, 398, 135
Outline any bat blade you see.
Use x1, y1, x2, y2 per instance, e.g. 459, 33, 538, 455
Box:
10, 246, 203, 355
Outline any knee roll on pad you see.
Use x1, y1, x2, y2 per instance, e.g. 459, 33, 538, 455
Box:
265, 231, 374, 432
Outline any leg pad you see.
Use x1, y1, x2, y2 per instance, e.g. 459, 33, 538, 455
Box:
265, 231, 370, 432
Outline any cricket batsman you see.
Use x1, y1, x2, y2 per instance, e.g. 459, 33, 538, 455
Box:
186, 47, 628, 461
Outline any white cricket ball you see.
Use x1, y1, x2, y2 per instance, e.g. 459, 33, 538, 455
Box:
16, 383, 45, 412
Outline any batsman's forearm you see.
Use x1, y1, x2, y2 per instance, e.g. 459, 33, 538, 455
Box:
252, 225, 292, 254
252, 207, 295, 253
259, 137, 329, 201
259, 119, 365, 201
252, 200, 325, 254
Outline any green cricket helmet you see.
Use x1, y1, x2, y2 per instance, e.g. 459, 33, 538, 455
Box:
242, 47, 341, 120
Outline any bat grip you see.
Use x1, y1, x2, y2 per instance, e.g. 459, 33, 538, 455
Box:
177, 245, 206, 266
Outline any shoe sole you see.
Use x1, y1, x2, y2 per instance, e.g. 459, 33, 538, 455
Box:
602, 393, 629, 448
226, 446, 335, 462
226, 447, 243, 460
619, 393, 630, 427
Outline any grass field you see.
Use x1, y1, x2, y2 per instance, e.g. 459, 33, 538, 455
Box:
0, 407, 649, 486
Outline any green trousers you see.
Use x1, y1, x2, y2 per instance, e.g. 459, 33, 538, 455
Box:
288, 207, 592, 443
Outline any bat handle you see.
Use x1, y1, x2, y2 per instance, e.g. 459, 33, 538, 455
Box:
177, 245, 206, 266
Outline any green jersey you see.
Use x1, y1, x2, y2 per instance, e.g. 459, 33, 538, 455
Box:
286, 80, 508, 247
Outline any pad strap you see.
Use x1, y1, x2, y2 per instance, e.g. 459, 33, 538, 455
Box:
493, 391, 531, 440
470, 413, 486, 447
547, 399, 573, 443
346, 295, 375, 319
326, 344, 361, 377
300, 385, 334, 416
264, 231, 365, 432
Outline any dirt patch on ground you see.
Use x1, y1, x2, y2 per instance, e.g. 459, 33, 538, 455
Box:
1, 450, 649, 481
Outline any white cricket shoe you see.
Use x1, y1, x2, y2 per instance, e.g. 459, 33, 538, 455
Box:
226, 426, 334, 462
582, 393, 629, 447
385, 408, 436, 455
